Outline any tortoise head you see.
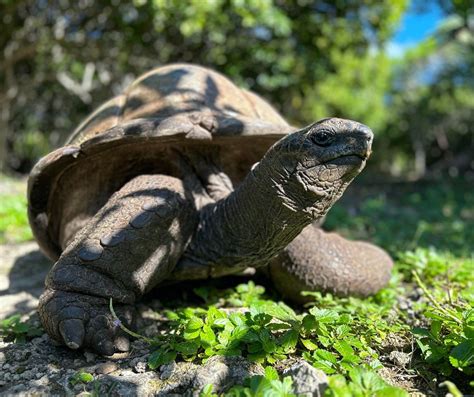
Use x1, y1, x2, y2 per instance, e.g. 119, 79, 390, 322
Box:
257, 117, 373, 219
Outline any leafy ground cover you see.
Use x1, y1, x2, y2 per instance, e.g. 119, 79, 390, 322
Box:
1, 175, 473, 395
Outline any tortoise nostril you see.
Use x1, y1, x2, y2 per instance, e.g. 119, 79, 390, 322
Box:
357, 125, 373, 143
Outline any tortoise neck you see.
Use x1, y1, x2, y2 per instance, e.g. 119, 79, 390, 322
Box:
179, 160, 311, 276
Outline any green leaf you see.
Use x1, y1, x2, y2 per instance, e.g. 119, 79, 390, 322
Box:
148, 350, 177, 369
182, 308, 196, 318
264, 366, 279, 381
247, 351, 267, 363
217, 330, 231, 346
334, 340, 355, 358
449, 339, 474, 369
199, 383, 215, 397
176, 341, 200, 355
213, 319, 230, 328
313, 349, 338, 374
430, 320, 442, 339
229, 313, 245, 326
279, 329, 299, 352
254, 301, 298, 322
302, 314, 317, 331
186, 317, 204, 331
232, 324, 249, 340
200, 325, 216, 346
12, 323, 29, 333
70, 371, 94, 385
314, 349, 338, 364
301, 338, 318, 351
165, 310, 180, 321
327, 374, 351, 397
248, 343, 263, 354
309, 308, 340, 323
207, 306, 226, 325
184, 329, 201, 340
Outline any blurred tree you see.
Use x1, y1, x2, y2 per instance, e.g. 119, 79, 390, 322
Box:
384, 0, 473, 178
0, 0, 406, 173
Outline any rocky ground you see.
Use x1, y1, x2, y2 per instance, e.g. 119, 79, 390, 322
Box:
0, 242, 328, 396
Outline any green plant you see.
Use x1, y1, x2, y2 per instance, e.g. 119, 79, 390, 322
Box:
325, 367, 409, 397
199, 383, 218, 397
412, 271, 474, 376
69, 370, 94, 386
0, 314, 42, 343
194, 281, 267, 307
111, 280, 404, 374
225, 367, 295, 397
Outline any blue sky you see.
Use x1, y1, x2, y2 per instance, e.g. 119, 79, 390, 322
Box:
387, 4, 444, 57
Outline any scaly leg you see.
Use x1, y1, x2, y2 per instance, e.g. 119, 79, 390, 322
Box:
39, 174, 198, 354
268, 224, 393, 303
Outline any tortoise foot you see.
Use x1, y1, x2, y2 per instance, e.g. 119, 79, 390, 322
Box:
39, 288, 134, 355
270, 225, 393, 303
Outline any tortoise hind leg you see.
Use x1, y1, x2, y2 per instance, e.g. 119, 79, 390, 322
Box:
39, 174, 198, 355
268, 225, 393, 304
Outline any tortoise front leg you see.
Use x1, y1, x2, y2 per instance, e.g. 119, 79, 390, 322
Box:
268, 224, 393, 303
39, 175, 198, 355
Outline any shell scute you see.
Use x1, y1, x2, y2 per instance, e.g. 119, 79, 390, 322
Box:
28, 63, 293, 260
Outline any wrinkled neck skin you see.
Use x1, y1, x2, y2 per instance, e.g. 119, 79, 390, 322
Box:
175, 145, 356, 279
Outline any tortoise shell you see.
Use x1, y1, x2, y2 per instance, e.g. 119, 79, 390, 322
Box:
28, 64, 294, 260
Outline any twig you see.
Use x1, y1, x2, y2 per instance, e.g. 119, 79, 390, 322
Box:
109, 298, 154, 343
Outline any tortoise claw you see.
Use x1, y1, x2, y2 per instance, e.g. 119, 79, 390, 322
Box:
59, 319, 84, 350
39, 289, 135, 356
92, 330, 115, 356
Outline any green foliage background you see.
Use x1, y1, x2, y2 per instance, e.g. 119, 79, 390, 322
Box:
1, 0, 472, 178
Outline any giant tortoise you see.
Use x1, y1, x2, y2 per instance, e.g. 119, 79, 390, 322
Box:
28, 64, 392, 355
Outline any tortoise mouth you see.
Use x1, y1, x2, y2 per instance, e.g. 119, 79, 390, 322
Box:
325, 153, 367, 166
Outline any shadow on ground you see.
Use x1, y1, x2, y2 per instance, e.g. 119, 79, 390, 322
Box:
0, 243, 51, 319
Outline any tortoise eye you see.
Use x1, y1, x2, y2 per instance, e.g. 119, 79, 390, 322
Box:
311, 130, 334, 146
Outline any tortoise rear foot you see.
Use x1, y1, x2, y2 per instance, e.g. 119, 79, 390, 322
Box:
39, 288, 134, 355
269, 225, 393, 304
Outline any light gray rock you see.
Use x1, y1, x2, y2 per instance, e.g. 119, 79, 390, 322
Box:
160, 361, 177, 380
389, 351, 411, 367
96, 361, 118, 374
134, 361, 147, 373
192, 356, 264, 396
21, 370, 32, 380
106, 369, 163, 396
32, 375, 49, 386
282, 359, 328, 397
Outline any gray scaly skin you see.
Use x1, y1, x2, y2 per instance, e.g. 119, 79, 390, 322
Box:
39, 175, 198, 355
39, 117, 372, 355
269, 225, 394, 304
172, 118, 373, 279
